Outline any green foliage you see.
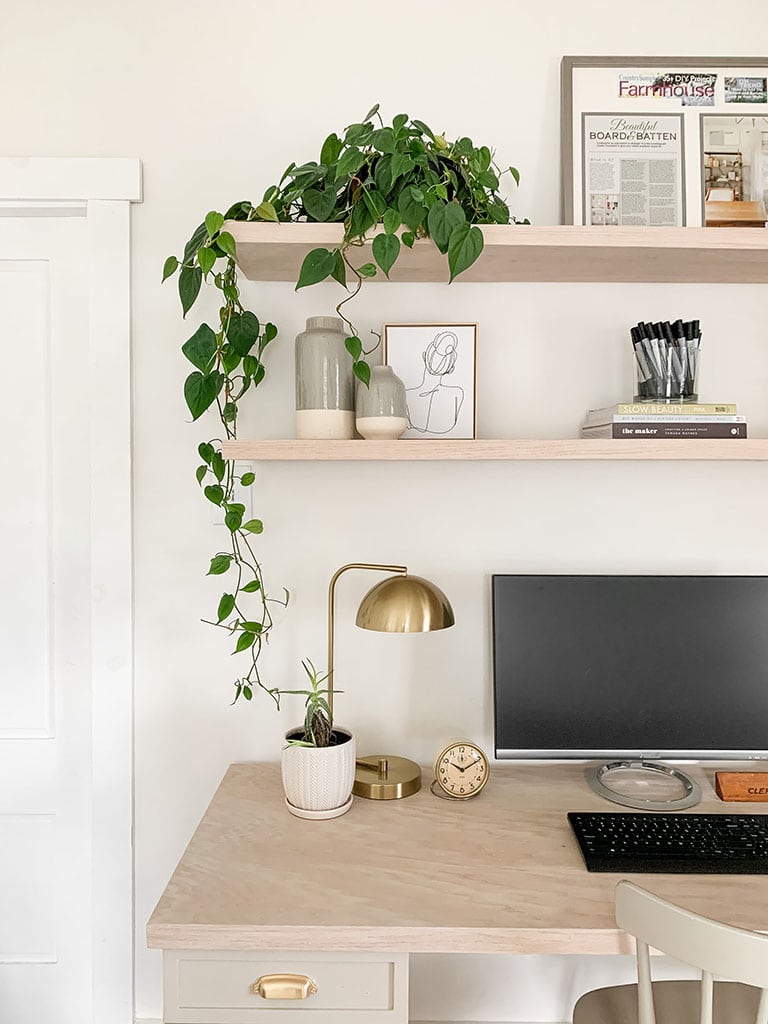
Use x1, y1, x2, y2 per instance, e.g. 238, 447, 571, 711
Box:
163, 106, 525, 707
282, 660, 340, 748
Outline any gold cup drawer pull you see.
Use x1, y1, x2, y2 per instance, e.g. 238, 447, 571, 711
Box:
251, 973, 319, 1000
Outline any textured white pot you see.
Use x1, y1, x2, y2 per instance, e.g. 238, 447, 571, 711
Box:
281, 727, 355, 814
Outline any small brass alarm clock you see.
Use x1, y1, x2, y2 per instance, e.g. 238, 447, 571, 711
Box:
432, 740, 490, 799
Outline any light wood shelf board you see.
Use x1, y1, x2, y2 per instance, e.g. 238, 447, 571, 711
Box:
221, 439, 768, 462
226, 222, 768, 284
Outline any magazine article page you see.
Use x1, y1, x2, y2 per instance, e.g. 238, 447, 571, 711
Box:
583, 114, 684, 225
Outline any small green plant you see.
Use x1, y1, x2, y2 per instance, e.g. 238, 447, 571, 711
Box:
282, 660, 341, 748
164, 105, 525, 706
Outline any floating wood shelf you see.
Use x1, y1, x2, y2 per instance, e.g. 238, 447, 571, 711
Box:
225, 222, 768, 284
221, 439, 768, 462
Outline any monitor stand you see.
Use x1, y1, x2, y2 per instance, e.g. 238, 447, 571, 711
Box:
586, 760, 702, 811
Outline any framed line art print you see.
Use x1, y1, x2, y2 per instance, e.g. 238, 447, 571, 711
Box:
561, 56, 768, 227
383, 323, 477, 440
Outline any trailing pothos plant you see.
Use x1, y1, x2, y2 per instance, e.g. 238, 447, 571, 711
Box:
164, 105, 524, 705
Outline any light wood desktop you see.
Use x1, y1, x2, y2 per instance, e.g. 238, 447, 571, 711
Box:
147, 762, 768, 1023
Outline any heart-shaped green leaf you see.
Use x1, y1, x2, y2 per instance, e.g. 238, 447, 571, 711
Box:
383, 209, 400, 235
296, 248, 335, 289
224, 509, 243, 532
178, 266, 202, 317
353, 360, 371, 387
162, 255, 178, 282
331, 249, 347, 288
372, 127, 396, 153
448, 224, 484, 282
198, 442, 214, 464
204, 484, 224, 505
320, 132, 342, 166
303, 188, 337, 222
197, 246, 216, 275
205, 211, 224, 237
253, 200, 278, 222
234, 631, 256, 653
335, 146, 364, 182
372, 232, 400, 278
181, 323, 217, 371
183, 223, 207, 263
208, 554, 232, 575
184, 370, 218, 420
345, 336, 363, 360
217, 593, 235, 622
228, 311, 260, 356
427, 201, 466, 254
217, 231, 237, 258
398, 188, 427, 233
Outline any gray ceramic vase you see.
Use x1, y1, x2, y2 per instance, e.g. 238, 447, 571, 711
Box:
295, 316, 355, 439
355, 365, 408, 440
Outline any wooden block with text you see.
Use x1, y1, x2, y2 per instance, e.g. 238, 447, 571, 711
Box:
715, 772, 768, 802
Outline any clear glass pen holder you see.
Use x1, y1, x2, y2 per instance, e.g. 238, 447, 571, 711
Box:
634, 339, 699, 403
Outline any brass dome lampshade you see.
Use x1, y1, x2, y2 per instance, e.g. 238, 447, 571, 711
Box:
326, 563, 455, 800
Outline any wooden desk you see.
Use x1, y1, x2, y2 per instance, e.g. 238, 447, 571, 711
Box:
705, 200, 767, 227
147, 762, 768, 1023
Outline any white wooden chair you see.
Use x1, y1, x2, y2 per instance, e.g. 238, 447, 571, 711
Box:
573, 881, 768, 1024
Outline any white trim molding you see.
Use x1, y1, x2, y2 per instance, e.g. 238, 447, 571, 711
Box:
0, 157, 142, 201
0, 156, 141, 1024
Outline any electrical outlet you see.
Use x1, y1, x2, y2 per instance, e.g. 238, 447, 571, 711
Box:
209, 463, 254, 527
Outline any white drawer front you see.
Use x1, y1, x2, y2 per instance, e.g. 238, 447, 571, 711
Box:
163, 950, 408, 1024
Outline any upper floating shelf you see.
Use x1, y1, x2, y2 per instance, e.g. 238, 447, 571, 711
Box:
226, 222, 768, 284
221, 439, 768, 462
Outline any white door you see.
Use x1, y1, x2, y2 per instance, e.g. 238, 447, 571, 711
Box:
0, 204, 131, 1022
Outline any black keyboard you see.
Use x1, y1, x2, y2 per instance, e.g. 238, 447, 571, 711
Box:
568, 812, 768, 873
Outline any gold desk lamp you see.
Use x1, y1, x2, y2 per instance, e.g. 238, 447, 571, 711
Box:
327, 563, 455, 800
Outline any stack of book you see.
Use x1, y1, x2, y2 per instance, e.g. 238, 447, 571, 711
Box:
581, 402, 747, 439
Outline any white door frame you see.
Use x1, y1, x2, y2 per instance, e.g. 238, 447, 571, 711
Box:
0, 157, 141, 1023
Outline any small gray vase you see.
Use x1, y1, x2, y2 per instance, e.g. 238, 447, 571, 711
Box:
356, 365, 408, 440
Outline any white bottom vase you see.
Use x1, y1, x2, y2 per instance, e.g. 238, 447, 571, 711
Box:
356, 415, 409, 440
296, 409, 355, 439
281, 728, 355, 816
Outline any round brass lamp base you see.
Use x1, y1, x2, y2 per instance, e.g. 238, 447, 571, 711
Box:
353, 755, 422, 800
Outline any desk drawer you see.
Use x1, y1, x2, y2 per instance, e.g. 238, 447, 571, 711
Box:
163, 950, 408, 1024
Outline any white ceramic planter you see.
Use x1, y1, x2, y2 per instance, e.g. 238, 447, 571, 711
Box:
281, 727, 355, 818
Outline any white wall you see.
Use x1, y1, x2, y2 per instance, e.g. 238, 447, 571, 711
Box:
3, 2, 768, 1021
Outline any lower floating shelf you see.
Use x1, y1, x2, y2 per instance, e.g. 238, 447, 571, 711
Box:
221, 439, 768, 461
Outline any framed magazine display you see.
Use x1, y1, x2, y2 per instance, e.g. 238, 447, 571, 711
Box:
561, 56, 768, 227
382, 323, 477, 439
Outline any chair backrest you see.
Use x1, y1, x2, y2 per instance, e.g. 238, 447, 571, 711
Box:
616, 881, 768, 1024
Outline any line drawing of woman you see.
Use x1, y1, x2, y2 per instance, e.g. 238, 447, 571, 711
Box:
405, 329, 465, 434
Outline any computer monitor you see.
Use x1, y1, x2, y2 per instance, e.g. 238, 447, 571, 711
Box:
492, 574, 768, 760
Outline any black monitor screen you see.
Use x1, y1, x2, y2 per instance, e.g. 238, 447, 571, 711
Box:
492, 575, 768, 759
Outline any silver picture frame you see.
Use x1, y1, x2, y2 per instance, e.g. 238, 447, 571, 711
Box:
561, 56, 768, 227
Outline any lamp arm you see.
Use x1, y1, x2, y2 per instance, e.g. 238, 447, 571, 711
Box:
327, 563, 407, 721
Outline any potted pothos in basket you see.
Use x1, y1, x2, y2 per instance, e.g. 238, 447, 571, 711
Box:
280, 660, 355, 818
163, 104, 525, 708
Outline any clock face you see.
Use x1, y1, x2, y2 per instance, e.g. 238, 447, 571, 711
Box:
434, 741, 490, 799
